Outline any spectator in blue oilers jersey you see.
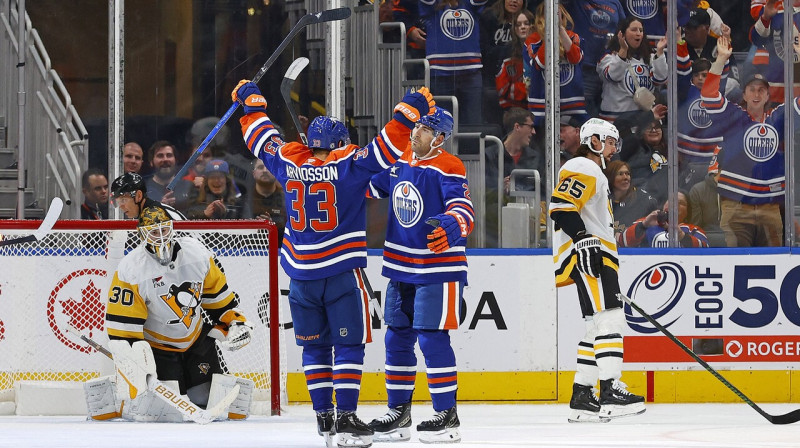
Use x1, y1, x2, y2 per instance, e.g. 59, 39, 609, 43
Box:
701, 36, 785, 247
232, 79, 435, 448
366, 106, 474, 444
420, 0, 489, 125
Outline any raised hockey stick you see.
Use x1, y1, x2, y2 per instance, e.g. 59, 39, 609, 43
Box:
0, 197, 63, 247
280, 57, 310, 145
168, 6, 352, 190
67, 325, 239, 424
619, 293, 800, 425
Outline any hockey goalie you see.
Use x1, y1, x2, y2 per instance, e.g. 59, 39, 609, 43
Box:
82, 205, 255, 422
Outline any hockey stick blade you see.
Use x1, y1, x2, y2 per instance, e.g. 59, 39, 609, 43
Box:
0, 197, 63, 247
280, 57, 310, 145
168, 7, 351, 190
620, 293, 800, 424
358, 267, 383, 323
66, 324, 236, 424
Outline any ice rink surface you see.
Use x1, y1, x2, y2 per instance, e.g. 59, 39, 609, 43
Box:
3, 403, 800, 448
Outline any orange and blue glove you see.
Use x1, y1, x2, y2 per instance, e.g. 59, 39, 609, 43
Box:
231, 79, 267, 115
426, 212, 469, 254
394, 86, 435, 128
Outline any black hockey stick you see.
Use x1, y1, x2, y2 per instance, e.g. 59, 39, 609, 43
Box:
280, 57, 310, 145
168, 6, 352, 190
0, 197, 63, 247
619, 293, 800, 425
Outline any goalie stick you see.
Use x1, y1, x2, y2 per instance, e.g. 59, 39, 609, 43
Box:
619, 293, 800, 425
67, 325, 239, 425
280, 57, 310, 145
168, 6, 352, 190
0, 197, 63, 247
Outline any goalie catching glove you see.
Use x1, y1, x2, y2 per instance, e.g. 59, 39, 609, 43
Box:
573, 232, 603, 278
426, 212, 470, 254
209, 308, 254, 351
231, 79, 267, 115
394, 86, 435, 128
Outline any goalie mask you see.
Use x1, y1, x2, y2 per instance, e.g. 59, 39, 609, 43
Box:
138, 206, 175, 266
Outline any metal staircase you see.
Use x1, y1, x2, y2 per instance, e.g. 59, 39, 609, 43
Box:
0, 0, 88, 219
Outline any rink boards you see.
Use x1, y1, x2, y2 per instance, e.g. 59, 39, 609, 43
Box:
279, 248, 800, 404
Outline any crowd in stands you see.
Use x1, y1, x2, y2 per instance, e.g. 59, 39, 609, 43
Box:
81, 0, 796, 249
382, 0, 793, 249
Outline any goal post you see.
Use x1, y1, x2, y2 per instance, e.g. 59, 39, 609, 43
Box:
0, 219, 286, 416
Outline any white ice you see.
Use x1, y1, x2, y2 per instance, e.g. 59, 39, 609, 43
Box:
2, 403, 800, 448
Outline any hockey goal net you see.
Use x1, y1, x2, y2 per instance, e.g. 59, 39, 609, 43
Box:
0, 219, 286, 416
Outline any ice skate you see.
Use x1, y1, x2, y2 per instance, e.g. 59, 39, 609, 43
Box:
568, 383, 610, 423
369, 402, 412, 442
317, 410, 336, 447
417, 405, 460, 444
335, 411, 373, 447
599, 379, 646, 419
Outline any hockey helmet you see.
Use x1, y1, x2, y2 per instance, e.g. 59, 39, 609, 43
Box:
417, 106, 454, 141
307, 116, 351, 150
579, 118, 619, 155
110, 172, 146, 203
138, 206, 175, 266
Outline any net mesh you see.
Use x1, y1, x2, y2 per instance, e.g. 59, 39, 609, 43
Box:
0, 220, 285, 415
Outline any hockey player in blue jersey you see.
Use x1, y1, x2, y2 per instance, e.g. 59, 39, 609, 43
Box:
232, 80, 435, 448
366, 107, 474, 444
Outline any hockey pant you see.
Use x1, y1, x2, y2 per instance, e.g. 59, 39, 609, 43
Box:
569, 263, 625, 386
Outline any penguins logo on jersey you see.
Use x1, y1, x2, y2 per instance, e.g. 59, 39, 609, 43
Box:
626, 0, 658, 20
392, 181, 423, 228
687, 98, 712, 129
162, 281, 202, 328
440, 9, 475, 41
742, 124, 779, 162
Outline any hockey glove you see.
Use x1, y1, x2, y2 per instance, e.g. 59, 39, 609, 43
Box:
573, 232, 603, 278
393, 86, 435, 128
426, 212, 469, 254
231, 79, 267, 115
209, 308, 254, 351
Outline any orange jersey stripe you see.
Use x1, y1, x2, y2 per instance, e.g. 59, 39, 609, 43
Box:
283, 240, 367, 261
444, 282, 458, 329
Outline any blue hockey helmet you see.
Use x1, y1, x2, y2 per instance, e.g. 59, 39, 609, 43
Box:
307, 116, 351, 150
417, 106, 454, 141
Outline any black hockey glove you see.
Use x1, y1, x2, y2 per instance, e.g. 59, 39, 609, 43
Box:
574, 232, 602, 278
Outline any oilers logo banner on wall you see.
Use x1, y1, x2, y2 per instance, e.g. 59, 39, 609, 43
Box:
558, 253, 800, 370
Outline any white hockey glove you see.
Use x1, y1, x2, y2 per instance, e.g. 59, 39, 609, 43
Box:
108, 339, 157, 401
574, 232, 603, 278
209, 308, 254, 351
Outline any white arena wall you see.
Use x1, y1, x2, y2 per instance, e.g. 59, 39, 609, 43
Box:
282, 249, 800, 404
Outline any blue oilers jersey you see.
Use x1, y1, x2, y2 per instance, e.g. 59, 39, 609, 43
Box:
701, 72, 785, 205
239, 113, 410, 280
420, 0, 487, 75
368, 148, 475, 284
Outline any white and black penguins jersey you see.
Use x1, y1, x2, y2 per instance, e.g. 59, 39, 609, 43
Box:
106, 236, 238, 352
549, 156, 618, 287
